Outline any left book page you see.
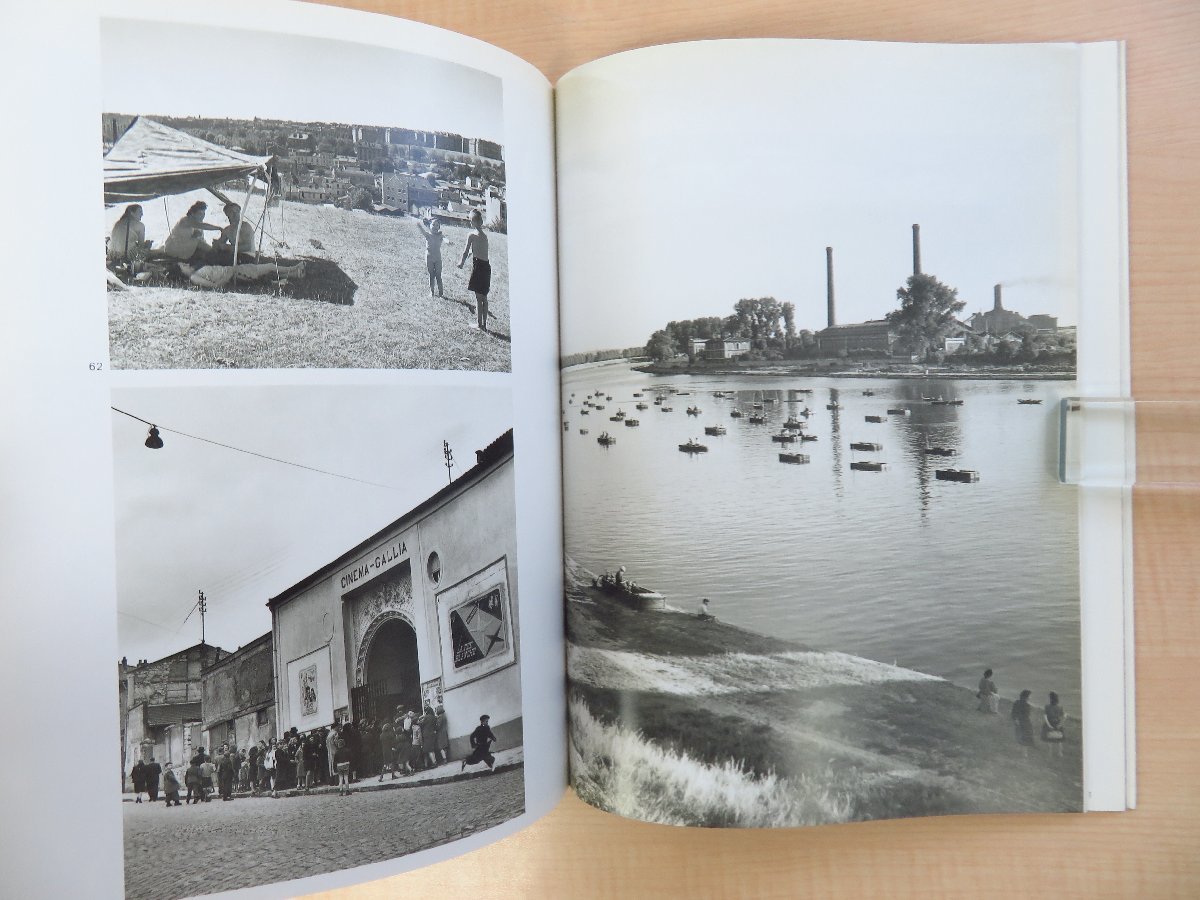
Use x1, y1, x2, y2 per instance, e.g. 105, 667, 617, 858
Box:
0, 2, 564, 899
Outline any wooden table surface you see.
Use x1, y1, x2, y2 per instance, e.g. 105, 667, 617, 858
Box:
312, 1, 1199, 896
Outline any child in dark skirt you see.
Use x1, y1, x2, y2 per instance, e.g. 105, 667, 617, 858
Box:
458, 209, 491, 331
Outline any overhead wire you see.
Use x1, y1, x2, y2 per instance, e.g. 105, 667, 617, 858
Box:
110, 406, 405, 492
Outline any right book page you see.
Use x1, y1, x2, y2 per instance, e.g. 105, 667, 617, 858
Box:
555, 38, 1131, 826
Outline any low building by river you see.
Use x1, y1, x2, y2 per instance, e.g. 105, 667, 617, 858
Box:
267, 430, 521, 758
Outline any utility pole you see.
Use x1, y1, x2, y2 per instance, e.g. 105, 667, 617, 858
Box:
443, 440, 454, 485
198, 590, 207, 644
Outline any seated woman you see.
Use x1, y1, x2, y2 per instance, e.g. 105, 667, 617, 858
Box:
210, 203, 258, 263
163, 201, 224, 261
178, 260, 305, 290
107, 204, 152, 265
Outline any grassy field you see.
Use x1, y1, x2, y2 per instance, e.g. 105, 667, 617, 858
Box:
567, 576, 1083, 827
108, 201, 510, 370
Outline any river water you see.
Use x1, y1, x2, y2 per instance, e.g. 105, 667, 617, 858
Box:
562, 363, 1081, 713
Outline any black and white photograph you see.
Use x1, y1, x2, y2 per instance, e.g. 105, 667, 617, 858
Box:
556, 41, 1098, 826
101, 18, 511, 371
112, 384, 524, 899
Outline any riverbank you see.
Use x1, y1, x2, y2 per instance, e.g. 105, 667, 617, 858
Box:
629, 360, 1074, 380
566, 578, 1082, 827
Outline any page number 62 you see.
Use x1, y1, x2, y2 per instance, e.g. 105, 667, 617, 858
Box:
89, 362, 104, 371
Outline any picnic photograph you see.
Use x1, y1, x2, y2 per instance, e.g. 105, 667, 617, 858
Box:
101, 18, 510, 371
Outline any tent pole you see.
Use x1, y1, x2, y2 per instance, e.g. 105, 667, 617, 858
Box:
231, 176, 254, 274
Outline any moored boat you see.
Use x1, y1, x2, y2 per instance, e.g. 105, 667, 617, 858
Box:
850, 460, 886, 472
730, 409, 745, 418
596, 432, 616, 446
887, 407, 910, 416
865, 415, 885, 423
624, 418, 640, 427
748, 414, 767, 424
686, 406, 702, 416
704, 424, 727, 436
1017, 398, 1043, 405
921, 446, 956, 457
850, 441, 883, 452
771, 431, 798, 443
935, 468, 980, 482
778, 452, 810, 464
678, 439, 709, 453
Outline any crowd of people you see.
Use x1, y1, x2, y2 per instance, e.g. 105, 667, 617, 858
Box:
127, 704, 501, 805
976, 668, 1067, 758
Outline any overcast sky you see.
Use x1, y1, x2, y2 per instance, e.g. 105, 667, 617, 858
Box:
557, 40, 1083, 354
102, 18, 505, 143
111, 384, 512, 663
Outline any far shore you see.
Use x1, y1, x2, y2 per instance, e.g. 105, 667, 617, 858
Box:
566, 574, 1083, 826
628, 361, 1075, 381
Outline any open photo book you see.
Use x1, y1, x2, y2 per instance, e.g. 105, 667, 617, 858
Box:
1, 1, 1132, 898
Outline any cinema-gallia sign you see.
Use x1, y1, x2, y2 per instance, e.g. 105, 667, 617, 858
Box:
338, 537, 409, 591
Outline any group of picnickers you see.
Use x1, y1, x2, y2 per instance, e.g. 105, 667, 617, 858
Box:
127, 705, 501, 805
976, 668, 1067, 759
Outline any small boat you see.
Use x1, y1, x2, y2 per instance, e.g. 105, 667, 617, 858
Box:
850, 442, 882, 452
798, 433, 819, 442
593, 569, 666, 611
1018, 398, 1043, 405
633, 392, 643, 398
748, 414, 767, 424
606, 395, 613, 401
771, 432, 798, 443
862, 389, 876, 396
936, 468, 980, 483
887, 408, 910, 416
704, 425, 727, 436
751, 402, 764, 410
580, 409, 589, 415
596, 432, 616, 446
609, 415, 622, 421
595, 403, 606, 410
636, 402, 649, 410
763, 398, 777, 404
624, 418, 640, 427
783, 418, 806, 430
826, 403, 842, 410
676, 391, 691, 396
921, 395, 936, 402
932, 398, 963, 406
594, 390, 605, 397
730, 410, 744, 418
711, 391, 727, 398
850, 461, 886, 472
579, 428, 589, 435
865, 415, 885, 423
661, 406, 674, 412
792, 388, 813, 394
686, 406, 702, 416
921, 446, 957, 457
678, 439, 709, 453
563, 421, 569, 430
654, 397, 664, 405
614, 410, 627, 419
778, 452, 810, 464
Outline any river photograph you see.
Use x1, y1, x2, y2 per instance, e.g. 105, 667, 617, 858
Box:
562, 364, 1084, 827
554, 40, 1093, 827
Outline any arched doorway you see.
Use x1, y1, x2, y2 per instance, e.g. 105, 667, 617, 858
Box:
353, 617, 420, 723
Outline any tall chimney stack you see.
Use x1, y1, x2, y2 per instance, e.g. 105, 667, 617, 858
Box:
826, 246, 836, 328
993, 283, 1003, 311
912, 224, 922, 276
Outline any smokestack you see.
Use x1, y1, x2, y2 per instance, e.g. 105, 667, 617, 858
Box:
826, 246, 836, 328
993, 283, 1003, 311
912, 224, 922, 276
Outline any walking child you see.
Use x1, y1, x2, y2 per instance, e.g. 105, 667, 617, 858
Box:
458, 209, 491, 331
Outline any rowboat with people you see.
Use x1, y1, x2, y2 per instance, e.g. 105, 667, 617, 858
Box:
593, 567, 666, 611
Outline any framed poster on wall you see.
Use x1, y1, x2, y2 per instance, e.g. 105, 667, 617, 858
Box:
436, 557, 515, 689
285, 645, 335, 729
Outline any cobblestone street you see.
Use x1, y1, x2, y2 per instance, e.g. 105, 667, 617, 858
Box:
123, 768, 524, 900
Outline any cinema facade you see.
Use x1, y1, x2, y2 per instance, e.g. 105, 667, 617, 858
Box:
267, 430, 522, 758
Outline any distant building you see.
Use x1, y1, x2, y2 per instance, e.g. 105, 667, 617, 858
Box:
688, 338, 708, 356
119, 643, 227, 784
816, 320, 898, 355
704, 338, 751, 359
200, 632, 276, 754
968, 284, 1058, 336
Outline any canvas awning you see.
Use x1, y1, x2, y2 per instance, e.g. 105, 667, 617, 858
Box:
103, 117, 273, 205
